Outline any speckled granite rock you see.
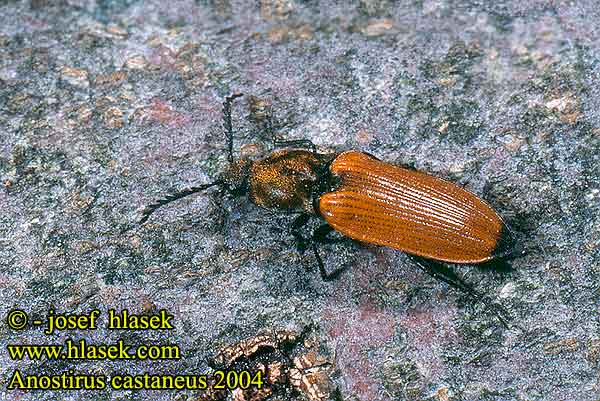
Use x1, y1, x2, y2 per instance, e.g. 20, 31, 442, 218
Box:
1, 1, 599, 400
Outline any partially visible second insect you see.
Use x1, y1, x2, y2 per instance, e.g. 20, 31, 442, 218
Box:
139, 93, 518, 327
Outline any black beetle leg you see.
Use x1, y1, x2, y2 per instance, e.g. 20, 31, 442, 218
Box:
291, 213, 311, 253
264, 108, 317, 153
290, 218, 347, 281
311, 224, 347, 281
265, 112, 275, 140
408, 255, 512, 329
330, 387, 345, 401
223, 93, 243, 163
273, 139, 317, 153
311, 242, 344, 282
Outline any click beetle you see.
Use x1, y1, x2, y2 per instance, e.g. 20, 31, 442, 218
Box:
139, 93, 517, 327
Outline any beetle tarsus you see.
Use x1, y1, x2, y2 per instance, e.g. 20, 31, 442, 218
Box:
139, 182, 222, 225
409, 255, 513, 329
262, 102, 317, 153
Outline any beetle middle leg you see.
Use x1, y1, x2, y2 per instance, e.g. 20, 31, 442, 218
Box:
311, 224, 348, 281
291, 213, 311, 253
408, 255, 512, 328
290, 216, 347, 281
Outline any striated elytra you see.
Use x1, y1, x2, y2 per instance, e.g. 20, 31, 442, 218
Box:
320, 151, 510, 264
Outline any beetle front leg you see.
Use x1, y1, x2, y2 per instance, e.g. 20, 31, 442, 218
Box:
265, 111, 317, 153
273, 139, 317, 153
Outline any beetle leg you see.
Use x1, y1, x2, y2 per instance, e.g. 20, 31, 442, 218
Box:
311, 224, 349, 244
408, 255, 512, 328
223, 93, 243, 163
311, 242, 344, 281
265, 111, 275, 139
330, 387, 345, 401
291, 213, 311, 253
312, 224, 347, 281
263, 107, 317, 153
291, 217, 347, 281
273, 139, 317, 153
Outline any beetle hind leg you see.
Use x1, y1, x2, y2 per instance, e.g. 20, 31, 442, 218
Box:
491, 225, 523, 261
408, 255, 513, 329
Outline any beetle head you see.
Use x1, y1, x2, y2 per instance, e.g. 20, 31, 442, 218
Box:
221, 157, 252, 195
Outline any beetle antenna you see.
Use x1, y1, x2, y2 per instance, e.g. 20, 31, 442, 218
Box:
139, 181, 223, 225
223, 93, 244, 164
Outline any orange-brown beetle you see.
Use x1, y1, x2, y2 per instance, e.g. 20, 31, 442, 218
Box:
140, 94, 516, 326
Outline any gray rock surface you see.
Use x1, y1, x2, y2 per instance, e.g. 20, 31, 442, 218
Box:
1, 1, 599, 400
